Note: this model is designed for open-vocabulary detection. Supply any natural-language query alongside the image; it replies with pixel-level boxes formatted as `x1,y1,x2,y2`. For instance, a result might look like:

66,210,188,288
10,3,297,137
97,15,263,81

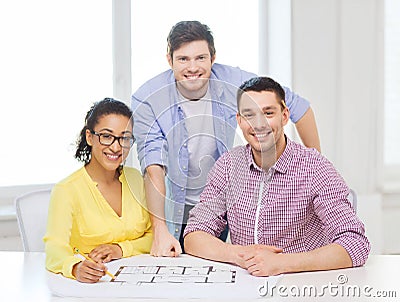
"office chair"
15,189,52,252
348,188,357,213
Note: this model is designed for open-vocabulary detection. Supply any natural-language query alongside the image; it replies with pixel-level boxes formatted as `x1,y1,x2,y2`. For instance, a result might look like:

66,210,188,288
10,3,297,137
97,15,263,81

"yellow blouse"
44,166,152,279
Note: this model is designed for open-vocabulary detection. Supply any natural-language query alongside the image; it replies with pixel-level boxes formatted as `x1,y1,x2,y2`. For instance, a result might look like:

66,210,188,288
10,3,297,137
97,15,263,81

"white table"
274,255,400,301
0,252,399,301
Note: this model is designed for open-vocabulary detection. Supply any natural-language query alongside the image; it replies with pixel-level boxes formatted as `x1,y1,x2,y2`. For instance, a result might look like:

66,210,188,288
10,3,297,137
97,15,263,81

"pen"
73,247,116,280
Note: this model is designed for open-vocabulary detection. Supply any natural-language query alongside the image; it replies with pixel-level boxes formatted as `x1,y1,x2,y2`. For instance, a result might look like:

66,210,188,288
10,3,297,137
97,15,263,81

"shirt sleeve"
184,153,230,238
43,184,82,279
282,86,310,123
311,157,371,267
132,93,168,174
116,216,153,256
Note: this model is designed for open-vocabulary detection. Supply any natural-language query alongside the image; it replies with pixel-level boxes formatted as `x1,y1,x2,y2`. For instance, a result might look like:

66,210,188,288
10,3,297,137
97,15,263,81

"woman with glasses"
44,98,152,283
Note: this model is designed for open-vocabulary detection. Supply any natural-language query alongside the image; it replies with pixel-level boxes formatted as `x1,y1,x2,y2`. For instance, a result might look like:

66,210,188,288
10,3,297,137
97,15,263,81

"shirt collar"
246,135,294,174
209,68,225,98
274,136,294,174
246,144,263,172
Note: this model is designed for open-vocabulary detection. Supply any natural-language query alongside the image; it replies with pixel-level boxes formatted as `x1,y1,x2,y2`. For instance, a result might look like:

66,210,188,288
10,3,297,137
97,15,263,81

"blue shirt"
132,63,310,239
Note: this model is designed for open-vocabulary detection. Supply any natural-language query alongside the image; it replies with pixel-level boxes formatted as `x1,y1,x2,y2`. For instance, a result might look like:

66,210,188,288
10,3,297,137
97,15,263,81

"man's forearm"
184,231,237,264
281,243,352,273
144,165,167,229
144,165,182,256
295,107,321,152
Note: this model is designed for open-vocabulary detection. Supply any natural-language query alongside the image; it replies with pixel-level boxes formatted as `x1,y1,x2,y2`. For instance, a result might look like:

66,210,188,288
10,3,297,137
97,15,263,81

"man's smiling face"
237,90,289,167
168,40,215,100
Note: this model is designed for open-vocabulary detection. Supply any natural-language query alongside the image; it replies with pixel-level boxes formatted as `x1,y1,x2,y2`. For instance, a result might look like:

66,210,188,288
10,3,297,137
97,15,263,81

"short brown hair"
167,21,216,59
237,77,286,111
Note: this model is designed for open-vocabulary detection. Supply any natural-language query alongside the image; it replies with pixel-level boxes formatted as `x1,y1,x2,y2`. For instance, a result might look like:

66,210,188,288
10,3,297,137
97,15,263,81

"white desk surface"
0,251,399,301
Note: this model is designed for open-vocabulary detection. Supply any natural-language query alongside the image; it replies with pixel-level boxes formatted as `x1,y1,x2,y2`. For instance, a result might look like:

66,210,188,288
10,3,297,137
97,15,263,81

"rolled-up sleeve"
117,218,152,257
132,94,168,174
312,157,371,267
282,86,310,123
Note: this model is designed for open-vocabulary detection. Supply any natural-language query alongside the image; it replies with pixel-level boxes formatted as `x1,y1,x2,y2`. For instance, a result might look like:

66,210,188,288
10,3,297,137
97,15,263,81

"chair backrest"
15,189,52,252
348,188,357,213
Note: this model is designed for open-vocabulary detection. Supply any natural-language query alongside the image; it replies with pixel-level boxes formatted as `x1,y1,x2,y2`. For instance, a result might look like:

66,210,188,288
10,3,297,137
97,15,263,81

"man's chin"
183,80,207,88
177,81,209,98
250,142,276,154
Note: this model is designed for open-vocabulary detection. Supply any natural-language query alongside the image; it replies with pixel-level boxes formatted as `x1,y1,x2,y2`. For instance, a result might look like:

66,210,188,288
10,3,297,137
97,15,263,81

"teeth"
255,133,267,138
106,154,119,160
186,75,199,80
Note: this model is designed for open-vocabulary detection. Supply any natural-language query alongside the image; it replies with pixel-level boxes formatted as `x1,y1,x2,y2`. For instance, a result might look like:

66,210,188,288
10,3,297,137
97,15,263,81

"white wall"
290,0,400,254
291,0,383,194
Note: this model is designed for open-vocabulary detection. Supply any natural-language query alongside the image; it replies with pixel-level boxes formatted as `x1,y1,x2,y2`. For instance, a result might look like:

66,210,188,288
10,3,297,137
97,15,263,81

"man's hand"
89,244,123,263
237,244,284,276
144,165,181,257
72,259,106,283
151,224,182,257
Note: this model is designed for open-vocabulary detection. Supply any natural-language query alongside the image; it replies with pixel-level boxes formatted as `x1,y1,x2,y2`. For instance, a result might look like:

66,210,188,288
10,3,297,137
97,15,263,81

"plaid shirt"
184,138,370,267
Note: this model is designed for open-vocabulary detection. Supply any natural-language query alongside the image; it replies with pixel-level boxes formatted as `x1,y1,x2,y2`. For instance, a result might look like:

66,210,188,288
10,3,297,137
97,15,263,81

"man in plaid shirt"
184,77,370,276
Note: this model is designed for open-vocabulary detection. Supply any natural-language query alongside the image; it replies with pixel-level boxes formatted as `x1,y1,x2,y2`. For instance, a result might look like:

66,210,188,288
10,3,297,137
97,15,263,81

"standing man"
184,76,370,275
132,21,320,257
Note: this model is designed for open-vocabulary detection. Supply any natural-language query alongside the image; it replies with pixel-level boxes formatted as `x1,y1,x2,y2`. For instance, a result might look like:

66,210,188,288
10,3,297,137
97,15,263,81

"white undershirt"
180,90,217,205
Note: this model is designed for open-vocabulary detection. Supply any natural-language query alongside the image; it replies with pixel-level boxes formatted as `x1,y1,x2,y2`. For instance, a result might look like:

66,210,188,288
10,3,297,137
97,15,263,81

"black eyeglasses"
90,130,135,148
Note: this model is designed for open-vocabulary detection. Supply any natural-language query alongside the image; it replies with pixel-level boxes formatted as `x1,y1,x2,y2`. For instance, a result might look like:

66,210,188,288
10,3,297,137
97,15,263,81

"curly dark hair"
75,98,132,164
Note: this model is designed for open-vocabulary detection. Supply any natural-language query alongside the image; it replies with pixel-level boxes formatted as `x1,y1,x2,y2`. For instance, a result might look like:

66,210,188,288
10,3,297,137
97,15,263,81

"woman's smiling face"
86,113,133,172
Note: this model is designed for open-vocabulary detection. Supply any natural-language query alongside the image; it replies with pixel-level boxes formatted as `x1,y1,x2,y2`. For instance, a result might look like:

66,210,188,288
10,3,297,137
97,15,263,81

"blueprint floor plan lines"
110,265,237,285
47,254,281,298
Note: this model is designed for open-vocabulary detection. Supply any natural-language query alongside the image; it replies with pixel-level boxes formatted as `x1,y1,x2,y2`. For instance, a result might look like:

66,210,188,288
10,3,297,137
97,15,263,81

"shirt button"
175,228,179,233
183,143,187,147
182,166,187,170
178,209,182,214
181,187,184,191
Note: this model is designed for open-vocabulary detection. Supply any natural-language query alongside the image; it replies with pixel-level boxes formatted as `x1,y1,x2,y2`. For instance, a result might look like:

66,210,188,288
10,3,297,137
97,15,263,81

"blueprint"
111,265,236,284
47,254,281,299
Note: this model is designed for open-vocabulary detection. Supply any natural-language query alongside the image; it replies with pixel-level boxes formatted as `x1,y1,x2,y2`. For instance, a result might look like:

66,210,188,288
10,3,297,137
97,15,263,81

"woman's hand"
89,244,123,263
72,259,106,283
